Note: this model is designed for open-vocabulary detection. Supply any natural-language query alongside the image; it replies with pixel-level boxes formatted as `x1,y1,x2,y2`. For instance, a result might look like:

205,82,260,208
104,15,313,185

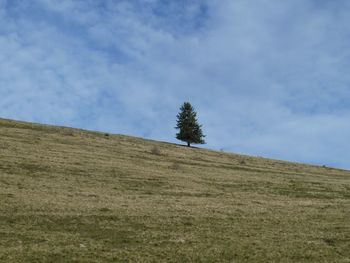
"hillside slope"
0,118,349,262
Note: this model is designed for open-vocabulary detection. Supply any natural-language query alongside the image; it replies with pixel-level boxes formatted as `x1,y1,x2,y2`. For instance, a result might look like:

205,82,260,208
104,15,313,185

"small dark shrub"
323,238,335,246
151,146,161,155
104,133,110,137
240,160,246,165
0,142,9,149
61,129,74,136
170,162,181,170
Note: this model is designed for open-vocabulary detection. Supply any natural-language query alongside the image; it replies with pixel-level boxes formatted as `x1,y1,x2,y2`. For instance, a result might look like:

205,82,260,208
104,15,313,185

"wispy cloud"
1,0,350,168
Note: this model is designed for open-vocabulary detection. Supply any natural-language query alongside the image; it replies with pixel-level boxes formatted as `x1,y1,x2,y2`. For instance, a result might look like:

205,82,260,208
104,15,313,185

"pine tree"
175,102,205,147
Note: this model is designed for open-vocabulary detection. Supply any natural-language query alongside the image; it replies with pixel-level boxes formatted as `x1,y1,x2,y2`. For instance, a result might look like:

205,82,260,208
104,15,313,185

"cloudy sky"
1,0,350,169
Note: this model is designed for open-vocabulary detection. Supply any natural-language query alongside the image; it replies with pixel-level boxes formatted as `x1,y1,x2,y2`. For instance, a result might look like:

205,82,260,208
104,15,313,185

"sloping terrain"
0,118,349,262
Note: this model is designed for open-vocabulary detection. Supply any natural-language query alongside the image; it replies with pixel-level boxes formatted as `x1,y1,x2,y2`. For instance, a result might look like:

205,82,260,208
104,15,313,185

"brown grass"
0,118,349,262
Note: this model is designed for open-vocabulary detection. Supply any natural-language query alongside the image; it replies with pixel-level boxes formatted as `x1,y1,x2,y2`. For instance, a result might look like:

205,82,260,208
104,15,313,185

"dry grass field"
0,118,349,262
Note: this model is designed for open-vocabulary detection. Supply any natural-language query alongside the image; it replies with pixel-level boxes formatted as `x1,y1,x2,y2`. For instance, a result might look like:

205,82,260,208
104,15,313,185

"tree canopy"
175,102,205,147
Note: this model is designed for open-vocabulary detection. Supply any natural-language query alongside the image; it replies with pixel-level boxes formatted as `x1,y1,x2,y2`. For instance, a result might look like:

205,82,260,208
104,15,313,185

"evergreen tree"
175,102,205,147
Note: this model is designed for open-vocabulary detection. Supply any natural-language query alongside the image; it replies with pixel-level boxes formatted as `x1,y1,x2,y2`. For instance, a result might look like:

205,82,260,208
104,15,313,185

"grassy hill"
0,118,349,262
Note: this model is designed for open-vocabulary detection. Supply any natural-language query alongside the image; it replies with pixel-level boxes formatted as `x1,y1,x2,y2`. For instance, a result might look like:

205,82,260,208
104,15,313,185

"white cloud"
1,0,350,168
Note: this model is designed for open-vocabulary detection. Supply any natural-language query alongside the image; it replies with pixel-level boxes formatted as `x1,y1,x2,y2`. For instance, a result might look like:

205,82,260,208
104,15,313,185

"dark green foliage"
175,102,205,147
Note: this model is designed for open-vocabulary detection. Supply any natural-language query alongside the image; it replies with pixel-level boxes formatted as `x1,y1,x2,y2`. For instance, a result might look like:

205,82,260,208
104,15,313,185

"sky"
1,0,350,169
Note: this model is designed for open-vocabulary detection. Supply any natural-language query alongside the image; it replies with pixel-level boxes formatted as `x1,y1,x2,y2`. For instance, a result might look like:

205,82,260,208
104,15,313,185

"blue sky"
1,0,350,169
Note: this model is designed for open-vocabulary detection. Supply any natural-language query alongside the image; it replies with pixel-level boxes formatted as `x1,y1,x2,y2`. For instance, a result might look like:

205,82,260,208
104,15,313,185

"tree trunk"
187,142,191,147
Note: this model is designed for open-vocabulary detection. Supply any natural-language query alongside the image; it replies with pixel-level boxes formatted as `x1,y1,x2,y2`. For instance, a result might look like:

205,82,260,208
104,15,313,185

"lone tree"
175,102,205,147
